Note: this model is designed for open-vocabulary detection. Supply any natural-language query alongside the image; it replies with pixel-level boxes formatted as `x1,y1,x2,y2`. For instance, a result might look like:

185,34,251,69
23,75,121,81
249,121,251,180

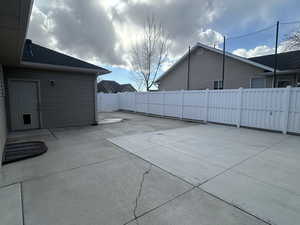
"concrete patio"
0,112,299,225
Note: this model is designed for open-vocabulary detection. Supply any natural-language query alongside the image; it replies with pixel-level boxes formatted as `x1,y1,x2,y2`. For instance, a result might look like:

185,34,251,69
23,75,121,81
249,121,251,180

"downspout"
93,74,98,125
187,46,191,90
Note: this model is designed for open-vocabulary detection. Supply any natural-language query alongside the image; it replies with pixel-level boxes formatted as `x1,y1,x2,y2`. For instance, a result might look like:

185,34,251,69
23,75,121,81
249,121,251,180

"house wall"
4,67,96,129
0,65,7,166
158,47,265,91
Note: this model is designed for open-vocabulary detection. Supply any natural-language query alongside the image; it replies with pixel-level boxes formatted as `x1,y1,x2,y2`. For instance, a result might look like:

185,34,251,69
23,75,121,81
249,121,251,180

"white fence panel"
164,91,182,118
97,87,300,134
288,88,300,133
148,92,164,115
120,92,135,111
241,88,285,131
182,91,206,120
208,90,239,125
97,93,119,112
136,93,148,113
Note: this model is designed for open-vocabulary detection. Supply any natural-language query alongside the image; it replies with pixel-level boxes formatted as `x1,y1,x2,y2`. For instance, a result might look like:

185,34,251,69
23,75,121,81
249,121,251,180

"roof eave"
19,61,111,75
258,68,300,76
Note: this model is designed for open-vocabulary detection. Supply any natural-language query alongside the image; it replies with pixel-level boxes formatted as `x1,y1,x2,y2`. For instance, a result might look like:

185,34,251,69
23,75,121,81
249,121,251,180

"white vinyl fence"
98,87,300,134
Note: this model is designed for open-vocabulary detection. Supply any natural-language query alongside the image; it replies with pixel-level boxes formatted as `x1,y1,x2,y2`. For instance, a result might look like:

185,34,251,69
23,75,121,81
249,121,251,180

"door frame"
7,79,43,130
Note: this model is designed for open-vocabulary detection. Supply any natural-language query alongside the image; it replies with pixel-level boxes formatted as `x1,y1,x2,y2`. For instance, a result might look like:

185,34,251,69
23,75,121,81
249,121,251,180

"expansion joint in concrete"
20,182,25,225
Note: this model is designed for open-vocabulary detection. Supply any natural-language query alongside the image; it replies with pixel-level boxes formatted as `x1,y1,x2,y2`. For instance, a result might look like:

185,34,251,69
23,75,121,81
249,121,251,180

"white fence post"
98,93,102,112
134,92,137,112
204,89,209,123
237,87,243,128
147,92,149,114
282,86,292,134
181,90,184,119
162,92,165,116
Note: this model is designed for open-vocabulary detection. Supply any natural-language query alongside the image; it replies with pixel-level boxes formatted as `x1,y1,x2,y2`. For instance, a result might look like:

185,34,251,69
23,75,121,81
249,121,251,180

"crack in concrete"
133,165,152,225
48,129,58,139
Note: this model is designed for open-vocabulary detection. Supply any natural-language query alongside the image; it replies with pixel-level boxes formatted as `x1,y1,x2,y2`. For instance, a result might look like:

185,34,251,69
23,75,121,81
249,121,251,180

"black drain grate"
2,141,48,165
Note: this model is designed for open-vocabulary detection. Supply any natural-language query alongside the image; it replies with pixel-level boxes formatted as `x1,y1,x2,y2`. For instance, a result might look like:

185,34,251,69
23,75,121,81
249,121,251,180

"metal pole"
222,36,226,89
273,21,280,88
187,46,191,90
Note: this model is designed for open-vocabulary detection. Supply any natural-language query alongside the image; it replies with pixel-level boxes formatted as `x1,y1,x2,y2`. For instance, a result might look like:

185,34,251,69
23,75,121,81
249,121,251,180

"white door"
9,80,40,130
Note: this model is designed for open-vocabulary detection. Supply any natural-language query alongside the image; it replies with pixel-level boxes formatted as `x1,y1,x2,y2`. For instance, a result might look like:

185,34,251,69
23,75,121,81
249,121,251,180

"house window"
251,78,266,88
213,80,223,90
297,75,300,87
277,80,291,88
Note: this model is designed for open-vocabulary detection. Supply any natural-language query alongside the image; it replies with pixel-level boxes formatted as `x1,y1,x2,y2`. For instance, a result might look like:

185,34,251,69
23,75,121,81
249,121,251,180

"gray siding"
159,47,266,90
4,67,96,129
0,65,7,166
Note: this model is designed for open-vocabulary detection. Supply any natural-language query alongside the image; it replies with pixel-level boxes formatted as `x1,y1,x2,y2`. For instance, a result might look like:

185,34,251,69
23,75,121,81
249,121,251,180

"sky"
27,0,300,89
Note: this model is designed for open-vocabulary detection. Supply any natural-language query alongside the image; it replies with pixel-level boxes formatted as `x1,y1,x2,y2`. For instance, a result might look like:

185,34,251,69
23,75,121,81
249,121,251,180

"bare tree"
129,16,170,91
285,31,300,50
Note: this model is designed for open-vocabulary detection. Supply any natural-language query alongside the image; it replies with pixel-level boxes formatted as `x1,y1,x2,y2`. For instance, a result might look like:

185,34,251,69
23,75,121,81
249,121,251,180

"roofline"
19,0,34,64
249,49,300,60
258,68,300,76
156,42,275,82
19,61,111,75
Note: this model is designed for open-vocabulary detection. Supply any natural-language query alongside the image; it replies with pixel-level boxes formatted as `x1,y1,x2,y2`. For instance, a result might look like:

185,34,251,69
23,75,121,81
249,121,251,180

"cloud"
198,29,224,47
113,0,221,57
233,45,275,58
232,40,300,58
27,0,124,66
27,0,300,71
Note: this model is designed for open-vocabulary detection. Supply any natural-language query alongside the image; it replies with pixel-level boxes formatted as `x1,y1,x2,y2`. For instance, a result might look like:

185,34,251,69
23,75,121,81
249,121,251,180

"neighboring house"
120,84,136,92
97,80,136,93
250,51,300,88
0,0,110,165
156,42,300,90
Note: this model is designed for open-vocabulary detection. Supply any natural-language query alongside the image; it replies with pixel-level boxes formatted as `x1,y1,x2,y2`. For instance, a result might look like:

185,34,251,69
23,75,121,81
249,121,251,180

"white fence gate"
98,87,300,134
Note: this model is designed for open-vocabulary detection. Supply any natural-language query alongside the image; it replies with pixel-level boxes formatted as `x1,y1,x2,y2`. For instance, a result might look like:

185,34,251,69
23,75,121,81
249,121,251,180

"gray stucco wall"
158,47,266,90
0,65,7,166
4,67,96,129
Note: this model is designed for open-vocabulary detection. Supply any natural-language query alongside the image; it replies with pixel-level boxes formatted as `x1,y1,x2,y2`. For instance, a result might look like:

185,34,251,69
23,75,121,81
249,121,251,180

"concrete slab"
109,123,300,225
109,125,286,186
0,183,23,225
22,155,191,225
128,188,267,225
232,149,300,195
124,144,225,185
201,171,300,225
0,139,125,187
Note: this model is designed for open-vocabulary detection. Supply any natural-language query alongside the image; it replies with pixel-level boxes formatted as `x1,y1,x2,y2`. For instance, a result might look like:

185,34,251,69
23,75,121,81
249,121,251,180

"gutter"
19,61,111,75
258,69,300,76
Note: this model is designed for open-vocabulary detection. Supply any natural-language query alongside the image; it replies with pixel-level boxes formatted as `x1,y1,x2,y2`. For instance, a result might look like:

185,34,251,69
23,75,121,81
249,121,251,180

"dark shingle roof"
249,50,300,70
97,80,121,93
22,39,110,73
97,80,136,93
120,84,136,92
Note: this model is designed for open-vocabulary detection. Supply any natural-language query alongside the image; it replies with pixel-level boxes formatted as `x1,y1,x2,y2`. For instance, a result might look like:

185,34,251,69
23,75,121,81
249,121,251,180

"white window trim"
250,77,267,88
